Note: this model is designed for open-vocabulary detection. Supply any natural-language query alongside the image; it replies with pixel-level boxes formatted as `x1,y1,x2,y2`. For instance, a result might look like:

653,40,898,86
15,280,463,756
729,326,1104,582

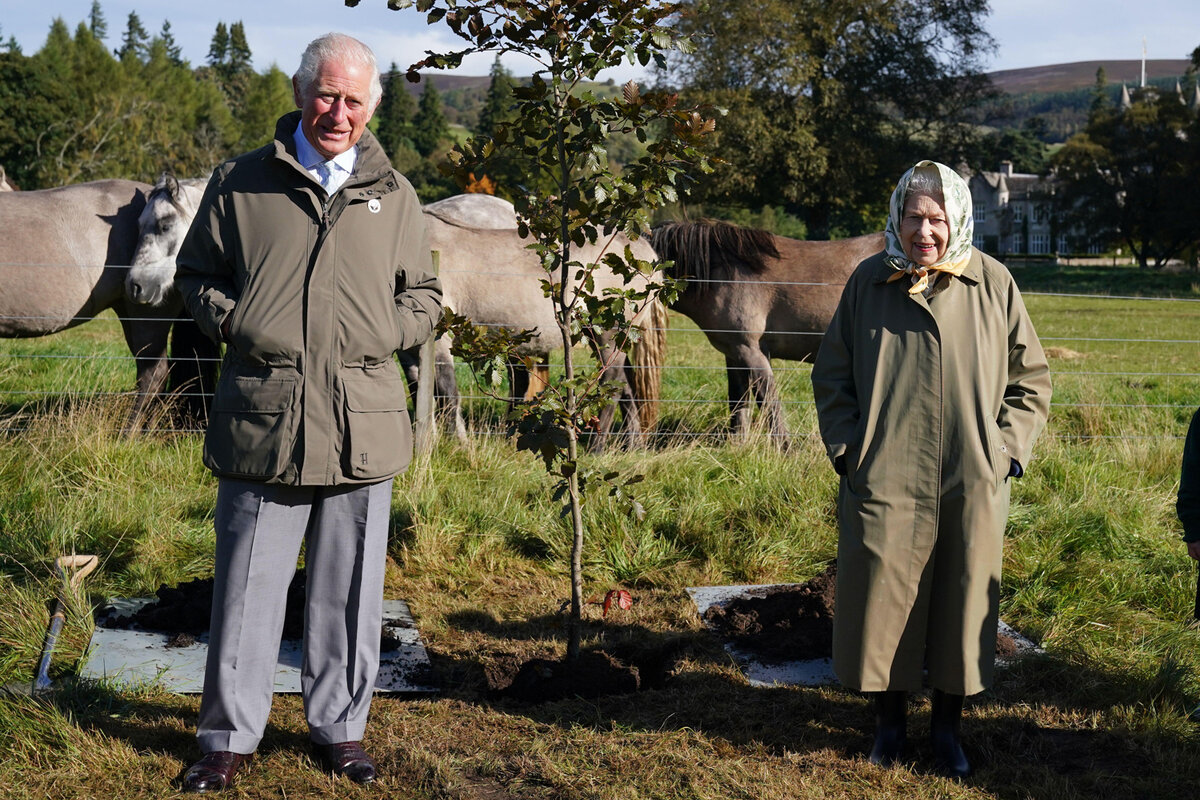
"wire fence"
2,264,1198,442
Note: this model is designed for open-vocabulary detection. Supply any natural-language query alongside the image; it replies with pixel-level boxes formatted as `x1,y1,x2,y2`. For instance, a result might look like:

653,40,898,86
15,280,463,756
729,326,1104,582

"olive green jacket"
811,248,1051,694
176,111,442,485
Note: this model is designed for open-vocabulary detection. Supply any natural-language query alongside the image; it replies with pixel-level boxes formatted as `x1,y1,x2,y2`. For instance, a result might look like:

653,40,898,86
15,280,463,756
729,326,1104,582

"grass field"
1,262,1199,799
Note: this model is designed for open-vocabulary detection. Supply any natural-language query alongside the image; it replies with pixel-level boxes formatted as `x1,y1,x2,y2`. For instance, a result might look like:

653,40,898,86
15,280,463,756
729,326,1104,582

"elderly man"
174,33,441,792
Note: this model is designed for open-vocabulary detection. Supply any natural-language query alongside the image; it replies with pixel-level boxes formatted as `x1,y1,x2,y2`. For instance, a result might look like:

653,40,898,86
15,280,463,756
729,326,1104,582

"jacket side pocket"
342,370,411,480
205,372,299,479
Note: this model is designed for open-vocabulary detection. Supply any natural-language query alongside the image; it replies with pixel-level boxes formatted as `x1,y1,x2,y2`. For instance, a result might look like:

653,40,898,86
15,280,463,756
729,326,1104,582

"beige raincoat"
811,165,1051,695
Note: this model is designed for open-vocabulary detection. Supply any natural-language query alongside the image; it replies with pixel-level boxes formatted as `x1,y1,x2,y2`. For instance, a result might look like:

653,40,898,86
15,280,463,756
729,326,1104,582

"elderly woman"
811,161,1051,777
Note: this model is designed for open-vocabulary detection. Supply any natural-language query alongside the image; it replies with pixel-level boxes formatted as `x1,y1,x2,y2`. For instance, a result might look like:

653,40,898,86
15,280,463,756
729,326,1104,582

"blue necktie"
316,161,335,193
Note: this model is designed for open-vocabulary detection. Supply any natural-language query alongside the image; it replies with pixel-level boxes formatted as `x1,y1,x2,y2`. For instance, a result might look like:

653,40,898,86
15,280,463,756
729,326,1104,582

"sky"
1,0,1196,82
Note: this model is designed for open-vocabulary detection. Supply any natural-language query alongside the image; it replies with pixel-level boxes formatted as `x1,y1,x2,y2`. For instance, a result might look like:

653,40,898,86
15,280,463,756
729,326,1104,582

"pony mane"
650,219,780,296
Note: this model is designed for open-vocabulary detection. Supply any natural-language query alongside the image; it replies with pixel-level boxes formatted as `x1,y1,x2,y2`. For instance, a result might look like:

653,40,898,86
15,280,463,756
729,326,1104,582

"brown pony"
651,219,883,445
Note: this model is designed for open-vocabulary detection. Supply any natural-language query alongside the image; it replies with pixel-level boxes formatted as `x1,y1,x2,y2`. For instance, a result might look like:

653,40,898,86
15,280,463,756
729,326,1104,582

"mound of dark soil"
101,570,317,642
498,650,641,702
703,563,838,663
701,562,1022,663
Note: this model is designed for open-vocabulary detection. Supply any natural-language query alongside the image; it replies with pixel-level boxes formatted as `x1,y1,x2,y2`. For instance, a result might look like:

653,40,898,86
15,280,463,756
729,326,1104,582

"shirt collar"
293,120,358,176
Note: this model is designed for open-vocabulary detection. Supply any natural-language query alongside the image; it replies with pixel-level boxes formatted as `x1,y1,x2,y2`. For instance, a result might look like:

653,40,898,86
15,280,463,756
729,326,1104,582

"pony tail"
630,297,667,431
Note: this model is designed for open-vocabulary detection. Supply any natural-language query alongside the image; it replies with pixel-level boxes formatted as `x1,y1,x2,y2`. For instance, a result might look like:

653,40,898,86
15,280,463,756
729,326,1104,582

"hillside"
978,59,1197,141
987,59,1193,94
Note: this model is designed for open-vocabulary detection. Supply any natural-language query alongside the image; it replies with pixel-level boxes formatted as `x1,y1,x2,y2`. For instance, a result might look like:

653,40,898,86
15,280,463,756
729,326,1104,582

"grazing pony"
0,176,217,428
651,219,883,445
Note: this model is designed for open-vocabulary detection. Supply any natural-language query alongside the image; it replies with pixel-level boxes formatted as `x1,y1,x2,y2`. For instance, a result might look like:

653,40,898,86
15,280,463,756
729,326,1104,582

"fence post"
413,250,439,460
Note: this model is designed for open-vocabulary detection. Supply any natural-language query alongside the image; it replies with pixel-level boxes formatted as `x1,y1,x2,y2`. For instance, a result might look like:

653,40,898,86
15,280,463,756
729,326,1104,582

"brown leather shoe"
180,750,252,793
315,741,377,784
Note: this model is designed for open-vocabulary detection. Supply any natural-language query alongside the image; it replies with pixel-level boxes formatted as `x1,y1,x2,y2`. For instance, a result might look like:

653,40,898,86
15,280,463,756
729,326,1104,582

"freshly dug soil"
703,563,838,663
99,570,407,655
701,562,1023,663
497,649,641,702
99,572,308,640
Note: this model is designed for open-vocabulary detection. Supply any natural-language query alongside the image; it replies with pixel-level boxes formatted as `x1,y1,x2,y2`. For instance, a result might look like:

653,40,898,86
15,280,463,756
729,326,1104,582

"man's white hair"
294,32,383,108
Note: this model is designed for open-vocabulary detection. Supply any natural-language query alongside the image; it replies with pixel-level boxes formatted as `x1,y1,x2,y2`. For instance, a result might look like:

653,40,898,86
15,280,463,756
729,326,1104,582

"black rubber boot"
868,690,907,767
930,689,971,778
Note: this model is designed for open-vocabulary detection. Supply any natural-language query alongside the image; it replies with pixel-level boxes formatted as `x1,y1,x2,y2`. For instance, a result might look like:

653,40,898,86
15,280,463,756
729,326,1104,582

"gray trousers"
196,478,393,755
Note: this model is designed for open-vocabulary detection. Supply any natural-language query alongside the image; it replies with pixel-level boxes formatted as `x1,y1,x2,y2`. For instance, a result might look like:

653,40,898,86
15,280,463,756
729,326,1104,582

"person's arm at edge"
1177,407,1200,560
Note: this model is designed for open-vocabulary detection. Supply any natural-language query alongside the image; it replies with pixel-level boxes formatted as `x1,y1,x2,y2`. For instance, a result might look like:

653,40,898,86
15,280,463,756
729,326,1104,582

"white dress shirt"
293,120,357,195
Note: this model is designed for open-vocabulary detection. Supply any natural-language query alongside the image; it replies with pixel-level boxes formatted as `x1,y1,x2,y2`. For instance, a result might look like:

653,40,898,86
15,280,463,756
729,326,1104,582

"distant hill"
978,60,1196,142
400,73,491,96
986,60,1192,94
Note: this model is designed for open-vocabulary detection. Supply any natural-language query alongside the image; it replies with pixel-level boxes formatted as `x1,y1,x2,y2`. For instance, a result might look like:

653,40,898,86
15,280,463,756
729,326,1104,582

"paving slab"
83,598,437,695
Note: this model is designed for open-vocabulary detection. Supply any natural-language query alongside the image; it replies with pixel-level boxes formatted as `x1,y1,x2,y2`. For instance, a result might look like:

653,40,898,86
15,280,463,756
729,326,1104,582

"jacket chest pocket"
206,373,299,479
342,371,411,480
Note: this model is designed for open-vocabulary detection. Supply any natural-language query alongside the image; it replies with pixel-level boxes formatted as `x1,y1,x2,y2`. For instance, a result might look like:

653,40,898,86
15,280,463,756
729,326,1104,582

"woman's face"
899,192,949,267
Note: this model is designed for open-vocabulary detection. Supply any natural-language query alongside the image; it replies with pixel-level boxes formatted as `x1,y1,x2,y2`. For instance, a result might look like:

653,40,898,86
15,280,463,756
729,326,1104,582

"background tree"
159,20,183,66
206,22,229,68
0,48,66,187
660,0,995,237
969,117,1051,175
232,66,295,152
116,11,149,63
374,62,417,159
476,55,517,136
227,22,252,75
1090,66,1110,120
1051,86,1200,268
411,79,450,157
87,0,107,42
471,54,528,197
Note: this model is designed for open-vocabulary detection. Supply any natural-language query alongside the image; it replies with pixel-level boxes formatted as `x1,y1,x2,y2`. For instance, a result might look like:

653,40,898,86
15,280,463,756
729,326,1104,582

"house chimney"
1000,160,1014,177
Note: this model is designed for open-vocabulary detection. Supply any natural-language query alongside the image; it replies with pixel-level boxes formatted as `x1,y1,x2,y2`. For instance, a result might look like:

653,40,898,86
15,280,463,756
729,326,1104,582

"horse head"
125,171,205,306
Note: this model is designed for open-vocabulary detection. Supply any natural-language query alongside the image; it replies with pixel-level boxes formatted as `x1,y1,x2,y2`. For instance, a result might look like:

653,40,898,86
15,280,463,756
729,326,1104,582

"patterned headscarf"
884,160,974,294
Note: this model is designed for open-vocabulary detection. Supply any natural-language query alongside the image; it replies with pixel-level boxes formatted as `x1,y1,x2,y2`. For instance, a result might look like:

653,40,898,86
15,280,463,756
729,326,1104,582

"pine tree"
476,55,516,136
228,22,252,73
160,20,183,66
117,11,149,63
1089,67,1109,121
473,55,527,197
375,62,417,159
37,18,74,83
411,79,449,157
88,1,107,42
207,22,229,67
235,66,294,151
